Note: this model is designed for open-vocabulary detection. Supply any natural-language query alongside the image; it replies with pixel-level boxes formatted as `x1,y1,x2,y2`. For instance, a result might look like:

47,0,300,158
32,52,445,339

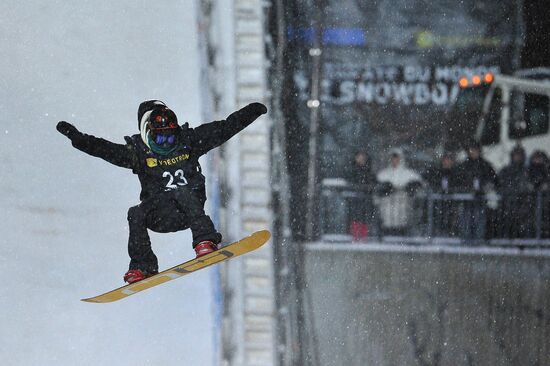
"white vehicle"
475,68,550,170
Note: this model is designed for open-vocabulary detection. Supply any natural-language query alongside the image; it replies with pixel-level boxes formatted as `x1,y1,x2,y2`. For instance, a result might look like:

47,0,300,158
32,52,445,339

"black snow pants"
127,187,222,273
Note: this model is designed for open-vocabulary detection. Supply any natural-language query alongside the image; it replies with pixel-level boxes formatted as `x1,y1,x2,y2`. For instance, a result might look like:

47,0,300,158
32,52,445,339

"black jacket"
345,160,376,192
68,103,266,201
423,166,460,193
498,163,530,194
455,157,497,194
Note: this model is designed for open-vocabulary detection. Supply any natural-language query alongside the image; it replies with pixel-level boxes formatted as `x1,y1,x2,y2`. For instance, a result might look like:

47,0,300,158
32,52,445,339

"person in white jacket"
376,148,423,235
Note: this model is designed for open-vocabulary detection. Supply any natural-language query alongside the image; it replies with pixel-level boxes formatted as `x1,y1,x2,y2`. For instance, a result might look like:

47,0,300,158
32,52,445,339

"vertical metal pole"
271,0,297,364
427,193,434,241
301,3,325,365
304,4,323,241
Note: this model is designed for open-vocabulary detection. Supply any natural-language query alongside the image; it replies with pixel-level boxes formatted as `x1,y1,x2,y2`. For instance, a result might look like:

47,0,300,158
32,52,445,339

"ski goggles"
150,128,177,145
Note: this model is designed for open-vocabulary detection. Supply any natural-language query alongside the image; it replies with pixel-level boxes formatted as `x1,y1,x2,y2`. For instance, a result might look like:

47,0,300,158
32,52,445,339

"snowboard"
81,230,271,303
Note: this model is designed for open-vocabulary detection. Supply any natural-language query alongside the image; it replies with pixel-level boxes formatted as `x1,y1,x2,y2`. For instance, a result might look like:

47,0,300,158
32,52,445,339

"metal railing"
319,179,550,246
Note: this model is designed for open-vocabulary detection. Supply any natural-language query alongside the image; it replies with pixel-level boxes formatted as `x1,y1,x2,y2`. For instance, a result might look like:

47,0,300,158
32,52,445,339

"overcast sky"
0,1,217,365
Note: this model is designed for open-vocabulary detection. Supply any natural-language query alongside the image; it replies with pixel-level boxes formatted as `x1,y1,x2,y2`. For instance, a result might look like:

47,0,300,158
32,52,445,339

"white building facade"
197,1,276,365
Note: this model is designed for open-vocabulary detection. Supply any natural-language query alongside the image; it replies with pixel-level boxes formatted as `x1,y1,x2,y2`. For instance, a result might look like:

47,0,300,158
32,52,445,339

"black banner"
284,0,523,174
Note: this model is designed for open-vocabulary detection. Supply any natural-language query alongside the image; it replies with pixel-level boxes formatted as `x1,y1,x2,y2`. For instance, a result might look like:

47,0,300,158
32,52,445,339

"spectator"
528,150,549,191
528,150,550,239
423,152,460,236
498,145,531,238
345,151,376,241
423,152,459,193
376,148,422,236
455,140,497,244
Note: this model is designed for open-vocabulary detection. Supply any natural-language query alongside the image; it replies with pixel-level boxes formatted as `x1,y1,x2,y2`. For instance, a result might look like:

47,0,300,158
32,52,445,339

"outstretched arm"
56,121,137,170
192,102,267,156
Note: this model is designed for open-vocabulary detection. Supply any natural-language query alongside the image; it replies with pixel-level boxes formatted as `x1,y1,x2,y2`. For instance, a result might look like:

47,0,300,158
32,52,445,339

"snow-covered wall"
0,2,215,365
305,243,550,365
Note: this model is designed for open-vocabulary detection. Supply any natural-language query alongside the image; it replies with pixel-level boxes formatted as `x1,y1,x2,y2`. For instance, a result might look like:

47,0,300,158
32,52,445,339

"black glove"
56,121,80,140
406,181,422,196
377,182,394,196
227,102,268,128
247,102,267,116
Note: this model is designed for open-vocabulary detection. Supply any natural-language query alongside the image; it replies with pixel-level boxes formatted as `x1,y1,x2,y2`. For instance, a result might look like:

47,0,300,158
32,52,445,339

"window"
480,89,502,146
446,86,489,148
510,93,549,139
455,87,487,111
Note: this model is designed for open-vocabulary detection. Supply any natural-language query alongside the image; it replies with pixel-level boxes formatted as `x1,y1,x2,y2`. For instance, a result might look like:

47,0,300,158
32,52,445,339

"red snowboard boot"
194,240,219,258
124,269,156,284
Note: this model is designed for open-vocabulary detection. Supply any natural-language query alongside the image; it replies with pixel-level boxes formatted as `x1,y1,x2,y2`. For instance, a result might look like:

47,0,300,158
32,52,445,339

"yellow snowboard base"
81,230,271,303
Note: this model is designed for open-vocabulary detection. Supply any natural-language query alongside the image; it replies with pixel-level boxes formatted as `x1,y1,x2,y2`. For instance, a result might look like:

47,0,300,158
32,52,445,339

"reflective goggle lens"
154,133,176,145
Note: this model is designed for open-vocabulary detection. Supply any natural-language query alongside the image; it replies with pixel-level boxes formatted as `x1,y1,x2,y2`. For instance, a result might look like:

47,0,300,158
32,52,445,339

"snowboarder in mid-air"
56,100,267,284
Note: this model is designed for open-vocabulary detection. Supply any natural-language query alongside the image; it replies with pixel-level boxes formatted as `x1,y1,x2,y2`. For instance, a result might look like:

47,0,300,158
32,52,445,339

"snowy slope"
0,1,215,365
